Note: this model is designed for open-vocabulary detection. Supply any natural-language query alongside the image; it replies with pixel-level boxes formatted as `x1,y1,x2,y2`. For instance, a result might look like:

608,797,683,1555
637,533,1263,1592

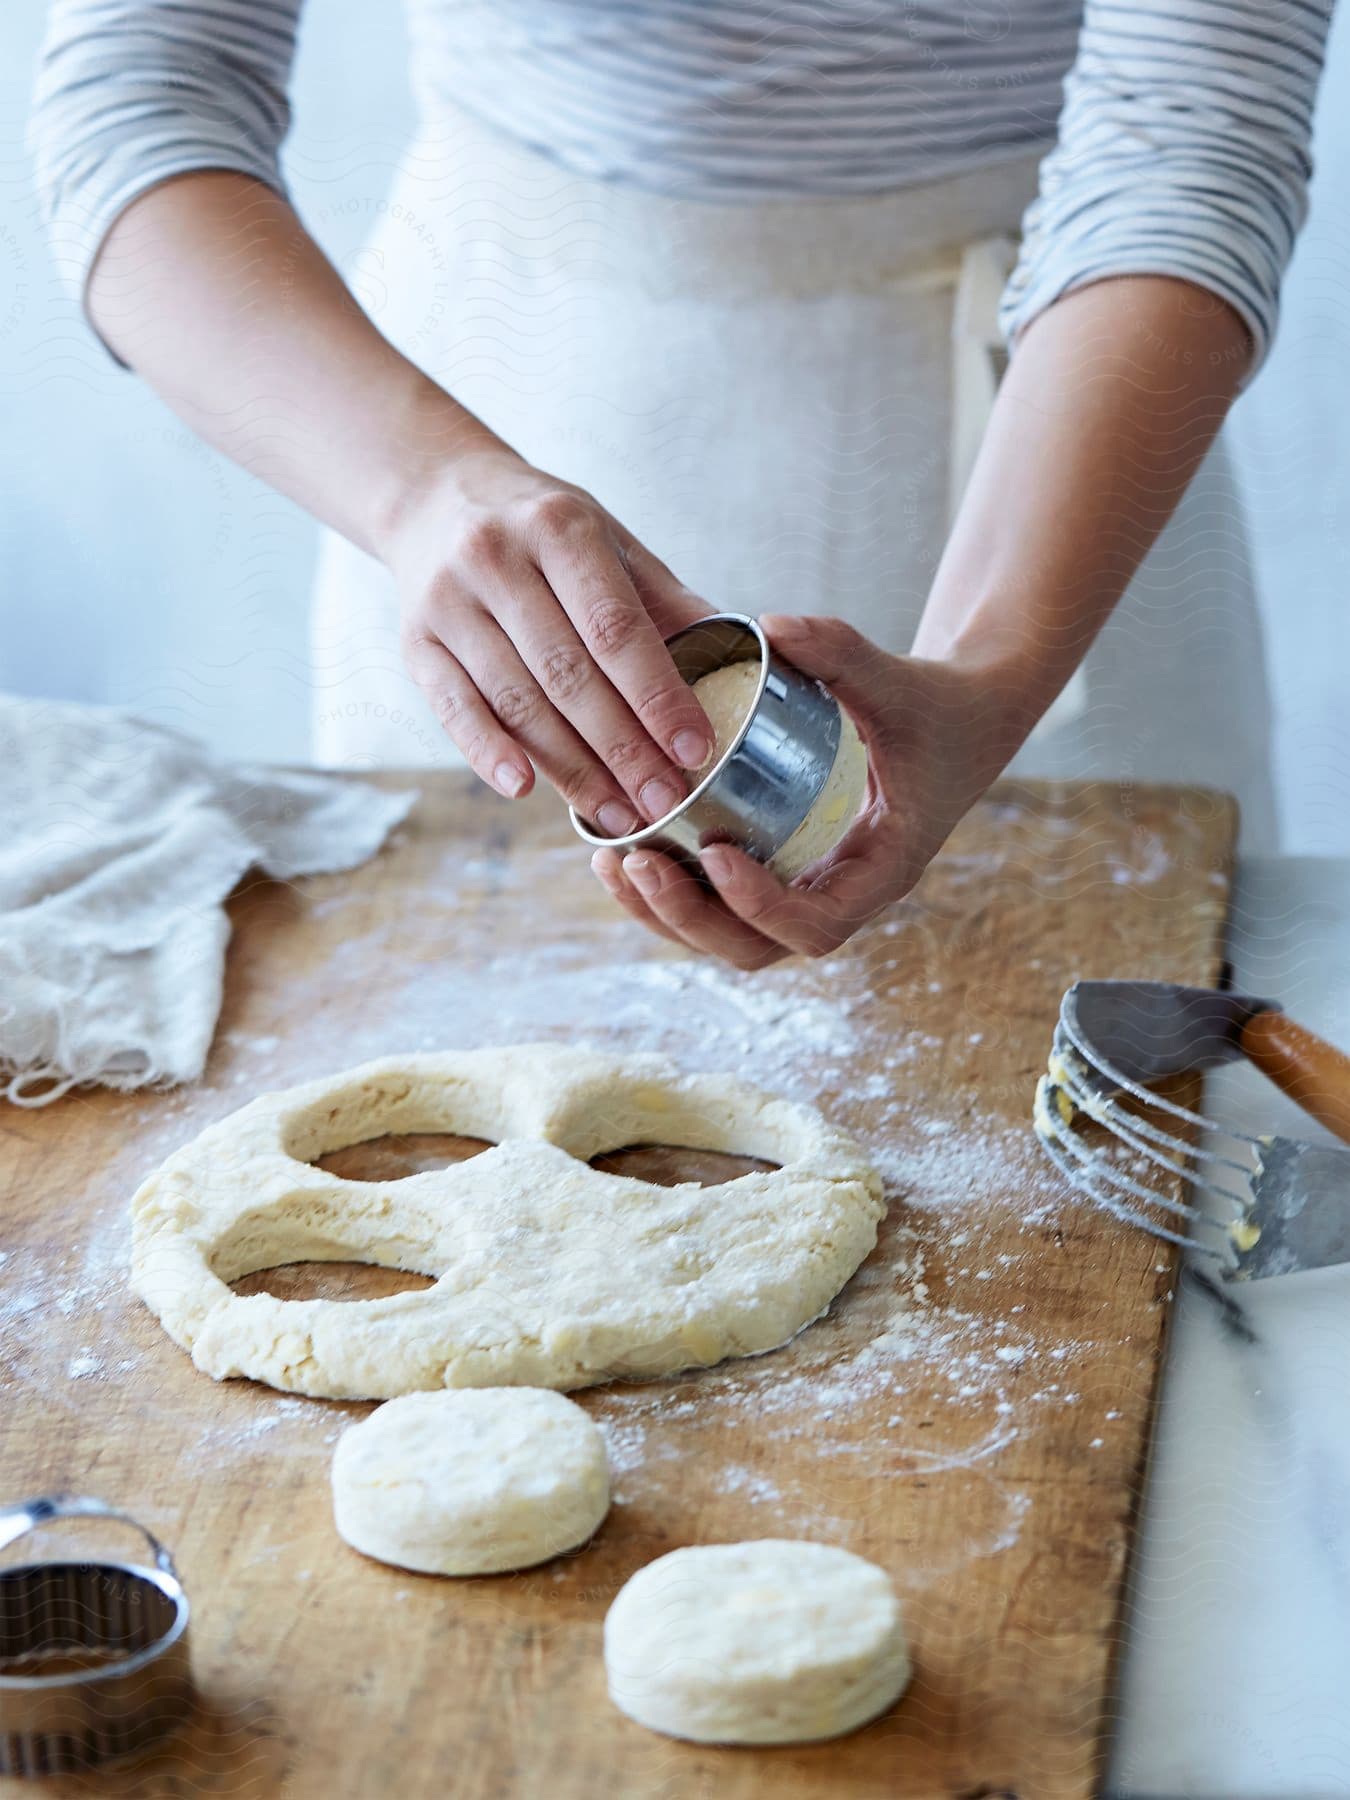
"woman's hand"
383,446,716,832
589,613,1015,968
82,174,718,828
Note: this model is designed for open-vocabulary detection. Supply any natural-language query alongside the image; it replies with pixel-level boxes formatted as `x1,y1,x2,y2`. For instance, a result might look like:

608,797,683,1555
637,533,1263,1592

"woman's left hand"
589,613,1015,968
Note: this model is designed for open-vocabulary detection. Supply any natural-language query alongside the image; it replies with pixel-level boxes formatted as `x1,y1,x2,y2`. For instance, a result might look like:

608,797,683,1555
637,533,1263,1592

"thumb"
760,613,891,722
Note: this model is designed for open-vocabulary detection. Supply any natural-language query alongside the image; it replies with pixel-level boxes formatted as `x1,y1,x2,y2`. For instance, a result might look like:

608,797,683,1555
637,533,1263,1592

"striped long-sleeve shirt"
27,1,1336,374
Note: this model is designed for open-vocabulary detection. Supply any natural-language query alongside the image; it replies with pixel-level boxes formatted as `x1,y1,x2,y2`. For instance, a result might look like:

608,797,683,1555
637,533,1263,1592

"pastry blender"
1034,981,1350,1278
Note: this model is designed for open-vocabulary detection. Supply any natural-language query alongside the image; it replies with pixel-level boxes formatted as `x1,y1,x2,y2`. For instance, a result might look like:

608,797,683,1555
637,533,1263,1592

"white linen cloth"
310,104,1278,848
0,696,414,1105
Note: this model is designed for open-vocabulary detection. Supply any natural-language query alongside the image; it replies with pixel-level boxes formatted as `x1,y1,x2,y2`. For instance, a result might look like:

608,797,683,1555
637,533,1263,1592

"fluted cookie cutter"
0,1494,193,1775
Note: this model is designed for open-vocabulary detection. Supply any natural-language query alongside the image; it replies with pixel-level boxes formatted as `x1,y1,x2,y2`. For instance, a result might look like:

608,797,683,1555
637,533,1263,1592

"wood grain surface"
0,775,1236,1799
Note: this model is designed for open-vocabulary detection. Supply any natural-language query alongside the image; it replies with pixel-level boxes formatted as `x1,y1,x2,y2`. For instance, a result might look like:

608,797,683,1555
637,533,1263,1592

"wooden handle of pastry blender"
1239,1010,1350,1145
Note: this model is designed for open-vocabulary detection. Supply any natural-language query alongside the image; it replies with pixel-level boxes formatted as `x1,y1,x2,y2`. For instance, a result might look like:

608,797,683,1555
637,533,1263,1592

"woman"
30,2,1332,967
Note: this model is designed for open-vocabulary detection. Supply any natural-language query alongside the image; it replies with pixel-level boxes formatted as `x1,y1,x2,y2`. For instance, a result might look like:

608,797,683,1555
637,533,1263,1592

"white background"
1,0,1347,853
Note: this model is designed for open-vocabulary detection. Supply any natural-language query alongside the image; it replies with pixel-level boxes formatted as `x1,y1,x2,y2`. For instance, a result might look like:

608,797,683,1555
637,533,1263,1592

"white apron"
310,102,1277,850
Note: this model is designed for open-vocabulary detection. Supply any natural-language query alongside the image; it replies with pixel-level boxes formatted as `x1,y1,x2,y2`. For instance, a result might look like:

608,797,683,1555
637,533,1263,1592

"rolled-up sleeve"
28,0,303,303
999,0,1336,378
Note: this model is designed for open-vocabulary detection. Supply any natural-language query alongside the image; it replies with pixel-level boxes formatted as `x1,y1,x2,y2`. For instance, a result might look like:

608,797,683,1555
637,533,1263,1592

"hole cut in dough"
588,1144,779,1188
231,1263,436,1305
313,1132,495,1182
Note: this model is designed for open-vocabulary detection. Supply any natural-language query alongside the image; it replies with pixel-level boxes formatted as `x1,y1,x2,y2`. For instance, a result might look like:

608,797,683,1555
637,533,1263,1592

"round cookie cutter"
569,612,851,871
0,1495,193,1775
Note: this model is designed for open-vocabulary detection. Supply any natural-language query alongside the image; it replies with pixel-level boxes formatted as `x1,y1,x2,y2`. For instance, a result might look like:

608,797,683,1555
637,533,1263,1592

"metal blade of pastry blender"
1230,1138,1350,1280
1061,980,1278,1082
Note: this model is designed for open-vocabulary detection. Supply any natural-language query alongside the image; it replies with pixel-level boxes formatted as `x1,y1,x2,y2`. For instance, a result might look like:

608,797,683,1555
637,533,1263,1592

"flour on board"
7,831,1132,1581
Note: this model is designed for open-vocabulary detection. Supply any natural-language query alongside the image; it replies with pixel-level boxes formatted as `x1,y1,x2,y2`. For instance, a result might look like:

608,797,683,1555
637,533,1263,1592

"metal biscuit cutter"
0,1495,193,1776
569,611,864,877
1034,981,1350,1278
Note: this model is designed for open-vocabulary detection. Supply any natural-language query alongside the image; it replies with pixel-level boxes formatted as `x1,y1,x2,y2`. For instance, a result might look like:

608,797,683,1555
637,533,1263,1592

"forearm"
85,168,719,826
913,275,1252,760
86,171,495,556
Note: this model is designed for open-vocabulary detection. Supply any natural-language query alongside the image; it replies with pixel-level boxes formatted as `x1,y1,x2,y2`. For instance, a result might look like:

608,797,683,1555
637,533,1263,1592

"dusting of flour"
2,829,1123,1576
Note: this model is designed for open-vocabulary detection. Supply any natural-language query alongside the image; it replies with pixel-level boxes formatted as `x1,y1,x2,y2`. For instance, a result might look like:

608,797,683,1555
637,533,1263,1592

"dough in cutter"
332,1388,609,1575
604,1539,911,1743
689,661,868,881
689,660,763,769
772,706,868,881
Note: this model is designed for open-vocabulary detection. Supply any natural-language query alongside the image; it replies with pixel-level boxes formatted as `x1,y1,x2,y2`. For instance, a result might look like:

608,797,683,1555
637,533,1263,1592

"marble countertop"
1108,857,1350,1798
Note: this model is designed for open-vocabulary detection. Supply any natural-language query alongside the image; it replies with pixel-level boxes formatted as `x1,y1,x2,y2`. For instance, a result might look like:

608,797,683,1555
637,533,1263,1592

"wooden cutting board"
0,775,1235,1799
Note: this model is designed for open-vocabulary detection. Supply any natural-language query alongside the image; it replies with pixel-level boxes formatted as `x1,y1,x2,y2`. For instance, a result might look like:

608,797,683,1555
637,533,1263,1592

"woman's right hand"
80,171,713,827
382,444,715,833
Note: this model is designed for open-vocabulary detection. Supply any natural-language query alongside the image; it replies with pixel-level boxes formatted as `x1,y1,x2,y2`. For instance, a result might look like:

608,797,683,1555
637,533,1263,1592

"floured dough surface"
332,1388,609,1574
604,1539,911,1743
689,661,868,881
130,1045,883,1399
690,660,761,769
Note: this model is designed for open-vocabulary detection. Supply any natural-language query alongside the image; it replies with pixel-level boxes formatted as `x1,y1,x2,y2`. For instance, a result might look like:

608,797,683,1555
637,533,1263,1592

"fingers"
590,833,896,966
489,561,693,825
447,611,645,835
529,495,714,771
698,839,888,959
793,832,903,927
613,848,788,969
400,628,533,798
588,849,686,947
